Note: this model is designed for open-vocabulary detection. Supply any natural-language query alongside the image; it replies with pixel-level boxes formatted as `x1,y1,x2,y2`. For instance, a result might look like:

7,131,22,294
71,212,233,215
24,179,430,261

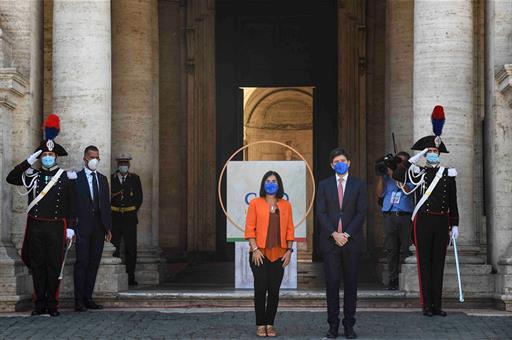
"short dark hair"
259,170,285,199
329,147,350,163
396,151,410,160
84,145,99,156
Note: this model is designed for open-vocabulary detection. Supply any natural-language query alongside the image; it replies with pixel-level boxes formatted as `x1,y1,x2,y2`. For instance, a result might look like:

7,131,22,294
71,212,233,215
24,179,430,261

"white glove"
409,148,429,165
450,226,459,240
66,229,75,240
27,150,42,165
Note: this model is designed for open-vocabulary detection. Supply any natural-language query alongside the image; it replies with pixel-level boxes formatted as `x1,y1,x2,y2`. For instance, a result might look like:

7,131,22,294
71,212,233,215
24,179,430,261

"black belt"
383,211,412,216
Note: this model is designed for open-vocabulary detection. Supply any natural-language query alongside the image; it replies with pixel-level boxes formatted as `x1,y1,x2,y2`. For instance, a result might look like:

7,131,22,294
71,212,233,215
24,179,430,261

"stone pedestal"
496,254,512,311
235,242,297,289
400,246,494,301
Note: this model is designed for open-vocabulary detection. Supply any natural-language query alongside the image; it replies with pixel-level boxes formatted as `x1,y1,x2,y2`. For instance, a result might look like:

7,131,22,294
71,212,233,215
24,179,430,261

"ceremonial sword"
58,239,74,280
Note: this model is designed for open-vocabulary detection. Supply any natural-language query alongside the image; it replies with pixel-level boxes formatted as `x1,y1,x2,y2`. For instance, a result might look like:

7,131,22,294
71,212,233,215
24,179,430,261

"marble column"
401,0,493,299
53,0,127,294
0,30,32,311
0,0,43,251
486,0,512,311
413,0,476,248
112,0,163,284
384,0,413,153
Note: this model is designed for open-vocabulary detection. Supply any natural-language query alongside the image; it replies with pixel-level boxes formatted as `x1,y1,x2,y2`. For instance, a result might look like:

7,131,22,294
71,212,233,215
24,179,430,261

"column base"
400,246,494,300
134,246,166,285
495,254,512,311
59,243,128,297
0,242,32,312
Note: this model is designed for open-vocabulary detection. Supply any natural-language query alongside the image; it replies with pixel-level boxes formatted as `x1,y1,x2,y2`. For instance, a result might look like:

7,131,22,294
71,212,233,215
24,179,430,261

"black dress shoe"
74,304,87,312
343,325,358,339
326,324,339,338
85,301,103,309
31,309,45,316
128,279,138,286
48,309,60,317
433,308,447,317
422,307,434,317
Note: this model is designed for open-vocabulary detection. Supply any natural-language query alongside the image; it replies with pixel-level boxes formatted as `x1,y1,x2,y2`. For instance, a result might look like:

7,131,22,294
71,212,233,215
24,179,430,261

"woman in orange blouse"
245,170,295,337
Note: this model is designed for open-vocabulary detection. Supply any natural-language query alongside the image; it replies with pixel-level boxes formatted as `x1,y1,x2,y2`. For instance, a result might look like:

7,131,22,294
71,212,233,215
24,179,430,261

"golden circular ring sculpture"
217,140,316,233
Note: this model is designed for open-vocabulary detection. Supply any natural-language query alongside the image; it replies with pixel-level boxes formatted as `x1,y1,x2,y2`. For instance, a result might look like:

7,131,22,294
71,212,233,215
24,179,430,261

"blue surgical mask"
425,152,440,164
264,182,279,195
334,162,349,175
41,155,56,169
118,165,129,174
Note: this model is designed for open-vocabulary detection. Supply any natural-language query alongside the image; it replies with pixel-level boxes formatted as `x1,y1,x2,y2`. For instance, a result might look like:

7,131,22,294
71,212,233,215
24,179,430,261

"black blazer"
316,174,367,251
74,169,112,236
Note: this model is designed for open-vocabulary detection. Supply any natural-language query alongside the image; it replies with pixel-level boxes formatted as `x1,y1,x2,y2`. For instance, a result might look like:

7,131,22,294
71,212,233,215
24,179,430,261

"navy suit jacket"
316,174,367,251
74,169,112,236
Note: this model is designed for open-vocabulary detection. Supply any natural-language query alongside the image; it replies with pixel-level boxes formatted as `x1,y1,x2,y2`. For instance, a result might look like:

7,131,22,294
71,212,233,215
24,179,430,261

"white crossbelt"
27,169,64,213
411,166,445,221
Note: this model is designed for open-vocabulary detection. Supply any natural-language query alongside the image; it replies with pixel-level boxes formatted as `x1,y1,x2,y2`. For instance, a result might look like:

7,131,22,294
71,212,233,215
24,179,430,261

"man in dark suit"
73,145,112,312
316,148,367,339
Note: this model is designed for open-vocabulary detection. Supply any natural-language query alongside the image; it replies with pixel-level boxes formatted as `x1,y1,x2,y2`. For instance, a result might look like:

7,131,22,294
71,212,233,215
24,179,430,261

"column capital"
496,64,512,108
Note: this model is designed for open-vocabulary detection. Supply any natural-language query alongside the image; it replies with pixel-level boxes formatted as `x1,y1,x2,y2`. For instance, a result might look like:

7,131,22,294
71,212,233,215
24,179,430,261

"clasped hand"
332,231,348,247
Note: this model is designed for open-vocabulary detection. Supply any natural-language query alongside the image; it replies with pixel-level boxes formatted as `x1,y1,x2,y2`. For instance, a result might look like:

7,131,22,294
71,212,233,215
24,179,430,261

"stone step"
53,289,497,310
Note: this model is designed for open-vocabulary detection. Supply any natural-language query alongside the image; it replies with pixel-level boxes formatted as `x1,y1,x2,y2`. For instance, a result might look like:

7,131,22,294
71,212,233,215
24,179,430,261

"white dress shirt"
336,172,349,194
84,167,99,200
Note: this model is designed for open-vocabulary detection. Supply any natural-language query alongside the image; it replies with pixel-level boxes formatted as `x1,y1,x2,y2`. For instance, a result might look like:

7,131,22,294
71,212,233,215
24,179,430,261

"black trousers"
383,214,411,282
27,220,65,310
323,241,361,328
74,217,105,304
111,213,137,278
414,213,449,309
250,254,285,326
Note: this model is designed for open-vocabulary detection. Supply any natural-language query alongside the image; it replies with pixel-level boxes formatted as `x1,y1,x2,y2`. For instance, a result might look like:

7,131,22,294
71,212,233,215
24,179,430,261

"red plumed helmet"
44,114,60,129
431,105,445,120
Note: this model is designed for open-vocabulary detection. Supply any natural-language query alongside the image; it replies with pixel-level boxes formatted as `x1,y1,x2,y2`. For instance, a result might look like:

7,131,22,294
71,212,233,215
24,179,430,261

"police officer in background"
111,153,143,286
375,151,414,290
6,114,75,317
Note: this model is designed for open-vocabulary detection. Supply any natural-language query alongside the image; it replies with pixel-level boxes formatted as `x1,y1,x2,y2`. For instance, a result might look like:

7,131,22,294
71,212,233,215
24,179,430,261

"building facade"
0,0,511,311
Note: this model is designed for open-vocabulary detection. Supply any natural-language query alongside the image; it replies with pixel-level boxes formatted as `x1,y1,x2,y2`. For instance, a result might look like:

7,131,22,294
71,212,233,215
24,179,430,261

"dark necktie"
92,172,100,211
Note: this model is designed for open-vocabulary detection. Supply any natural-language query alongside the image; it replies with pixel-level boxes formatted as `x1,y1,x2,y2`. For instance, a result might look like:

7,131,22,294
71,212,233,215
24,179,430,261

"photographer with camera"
375,151,413,290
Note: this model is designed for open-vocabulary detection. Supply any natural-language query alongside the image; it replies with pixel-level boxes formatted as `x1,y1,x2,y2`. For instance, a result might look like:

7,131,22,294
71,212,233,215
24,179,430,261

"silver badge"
434,136,441,148
46,139,55,152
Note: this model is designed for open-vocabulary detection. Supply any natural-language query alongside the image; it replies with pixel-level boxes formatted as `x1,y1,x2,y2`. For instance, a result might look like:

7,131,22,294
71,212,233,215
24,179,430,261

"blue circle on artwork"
245,192,257,205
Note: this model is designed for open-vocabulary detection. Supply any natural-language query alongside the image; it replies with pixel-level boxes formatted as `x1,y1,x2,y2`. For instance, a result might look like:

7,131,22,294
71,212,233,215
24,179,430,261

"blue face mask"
334,162,349,175
41,155,56,169
425,152,440,164
264,182,279,195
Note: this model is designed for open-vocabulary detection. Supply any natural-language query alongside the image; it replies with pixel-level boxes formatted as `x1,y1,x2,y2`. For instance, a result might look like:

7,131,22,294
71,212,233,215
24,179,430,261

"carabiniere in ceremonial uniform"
111,153,143,285
6,114,76,317
404,105,459,317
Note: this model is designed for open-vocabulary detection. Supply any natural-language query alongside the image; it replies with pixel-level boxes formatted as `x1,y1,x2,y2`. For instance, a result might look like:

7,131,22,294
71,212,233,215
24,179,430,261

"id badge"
390,191,401,205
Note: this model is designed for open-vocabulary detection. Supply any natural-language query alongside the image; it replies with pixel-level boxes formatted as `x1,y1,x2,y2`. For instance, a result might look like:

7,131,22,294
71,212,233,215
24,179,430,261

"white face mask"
87,158,99,171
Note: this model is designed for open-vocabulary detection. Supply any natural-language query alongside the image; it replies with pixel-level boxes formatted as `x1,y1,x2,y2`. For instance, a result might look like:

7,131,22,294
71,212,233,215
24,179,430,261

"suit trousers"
74,214,105,304
383,214,411,282
250,254,285,326
323,241,361,328
28,219,65,310
111,212,137,278
414,213,449,309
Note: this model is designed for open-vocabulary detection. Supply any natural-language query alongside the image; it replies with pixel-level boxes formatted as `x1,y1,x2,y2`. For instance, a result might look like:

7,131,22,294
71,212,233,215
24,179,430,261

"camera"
375,154,400,176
